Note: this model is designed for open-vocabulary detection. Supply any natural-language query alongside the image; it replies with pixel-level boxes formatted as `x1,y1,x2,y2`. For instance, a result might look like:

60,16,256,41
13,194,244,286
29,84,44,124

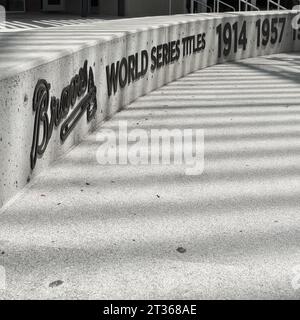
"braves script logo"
30,61,97,170
292,5,300,30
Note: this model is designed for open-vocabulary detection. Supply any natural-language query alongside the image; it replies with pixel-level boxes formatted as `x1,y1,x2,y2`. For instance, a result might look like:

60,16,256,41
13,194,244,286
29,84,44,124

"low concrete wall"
1,11,300,209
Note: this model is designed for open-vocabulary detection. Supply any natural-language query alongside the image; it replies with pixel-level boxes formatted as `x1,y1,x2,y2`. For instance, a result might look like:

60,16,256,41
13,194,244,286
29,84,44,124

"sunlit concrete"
0,53,300,299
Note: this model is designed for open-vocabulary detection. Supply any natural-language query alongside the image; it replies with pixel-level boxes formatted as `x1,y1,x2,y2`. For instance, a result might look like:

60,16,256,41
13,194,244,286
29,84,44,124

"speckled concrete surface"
1,53,300,299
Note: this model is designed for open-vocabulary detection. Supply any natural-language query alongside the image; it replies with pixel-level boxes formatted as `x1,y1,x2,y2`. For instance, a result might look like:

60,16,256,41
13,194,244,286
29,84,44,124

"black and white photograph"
0,0,300,310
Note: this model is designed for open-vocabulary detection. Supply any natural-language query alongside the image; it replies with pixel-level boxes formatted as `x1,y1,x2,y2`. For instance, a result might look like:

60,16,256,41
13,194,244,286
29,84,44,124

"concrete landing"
1,53,300,299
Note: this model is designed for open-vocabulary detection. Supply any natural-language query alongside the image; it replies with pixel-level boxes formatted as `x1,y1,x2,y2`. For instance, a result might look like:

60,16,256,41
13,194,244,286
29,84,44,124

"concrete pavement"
1,53,300,299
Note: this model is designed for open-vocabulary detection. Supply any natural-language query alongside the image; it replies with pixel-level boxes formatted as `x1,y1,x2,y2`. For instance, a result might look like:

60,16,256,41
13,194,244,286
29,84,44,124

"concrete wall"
1,11,300,209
